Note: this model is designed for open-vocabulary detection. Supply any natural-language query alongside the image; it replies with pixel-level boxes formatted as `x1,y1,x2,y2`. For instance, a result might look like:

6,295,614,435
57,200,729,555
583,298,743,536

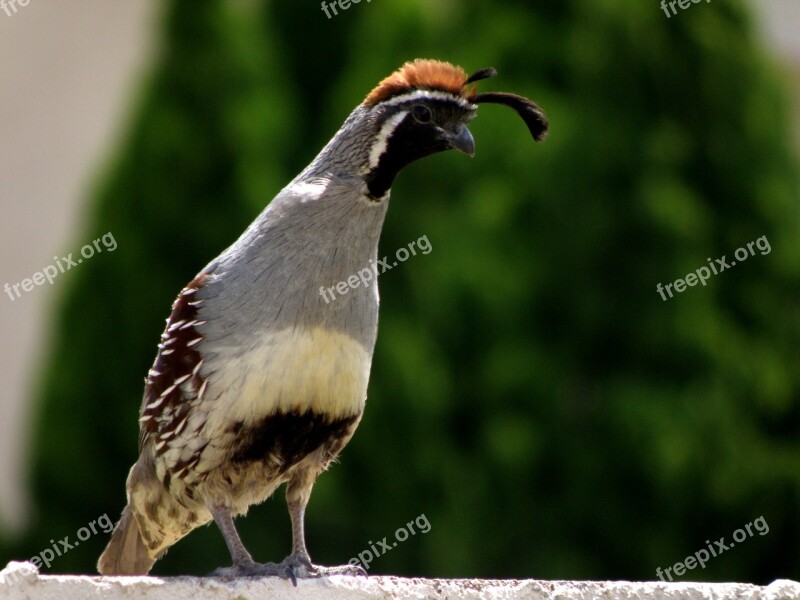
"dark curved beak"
443,125,475,157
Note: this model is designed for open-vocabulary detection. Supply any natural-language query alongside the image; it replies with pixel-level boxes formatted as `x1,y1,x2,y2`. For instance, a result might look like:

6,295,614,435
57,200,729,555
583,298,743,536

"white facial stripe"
368,110,408,170
379,89,473,110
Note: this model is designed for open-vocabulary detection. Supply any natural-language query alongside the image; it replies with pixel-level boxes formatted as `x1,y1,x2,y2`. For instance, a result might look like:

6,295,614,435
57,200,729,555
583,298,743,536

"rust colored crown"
364,59,470,106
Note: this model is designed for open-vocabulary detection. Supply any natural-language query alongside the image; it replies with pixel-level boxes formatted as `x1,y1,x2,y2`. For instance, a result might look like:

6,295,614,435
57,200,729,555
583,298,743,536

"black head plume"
465,67,497,84
465,66,548,142
469,91,549,142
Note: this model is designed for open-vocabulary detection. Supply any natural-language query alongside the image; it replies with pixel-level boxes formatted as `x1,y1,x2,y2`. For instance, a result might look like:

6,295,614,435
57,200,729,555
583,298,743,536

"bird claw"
210,554,367,584
277,553,368,586
282,564,297,587
209,560,282,578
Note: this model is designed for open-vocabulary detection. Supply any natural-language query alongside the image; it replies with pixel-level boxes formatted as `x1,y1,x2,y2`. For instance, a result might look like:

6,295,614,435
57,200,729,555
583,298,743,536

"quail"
97,58,548,581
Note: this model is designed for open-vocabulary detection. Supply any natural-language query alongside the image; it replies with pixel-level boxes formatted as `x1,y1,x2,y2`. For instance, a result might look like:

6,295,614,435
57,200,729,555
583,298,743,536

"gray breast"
196,176,390,353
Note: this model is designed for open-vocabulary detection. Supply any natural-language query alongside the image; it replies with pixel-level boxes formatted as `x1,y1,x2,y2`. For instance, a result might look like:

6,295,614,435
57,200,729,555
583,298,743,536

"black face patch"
230,410,360,474
365,98,475,199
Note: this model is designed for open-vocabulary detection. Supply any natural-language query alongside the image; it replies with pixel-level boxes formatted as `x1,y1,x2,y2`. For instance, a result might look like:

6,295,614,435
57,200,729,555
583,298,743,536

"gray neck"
295,106,381,182
197,164,390,352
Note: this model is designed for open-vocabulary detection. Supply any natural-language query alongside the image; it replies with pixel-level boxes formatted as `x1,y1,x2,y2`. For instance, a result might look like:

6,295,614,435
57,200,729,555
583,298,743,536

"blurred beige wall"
0,0,797,538
754,0,800,149
0,0,158,536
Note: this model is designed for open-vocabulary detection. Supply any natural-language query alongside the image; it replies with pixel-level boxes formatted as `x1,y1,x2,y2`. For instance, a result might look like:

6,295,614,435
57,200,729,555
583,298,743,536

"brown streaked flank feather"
139,273,209,466
364,59,469,106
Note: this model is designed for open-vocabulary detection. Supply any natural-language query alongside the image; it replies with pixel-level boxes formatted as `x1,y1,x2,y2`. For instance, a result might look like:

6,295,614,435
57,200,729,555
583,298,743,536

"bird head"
357,59,549,199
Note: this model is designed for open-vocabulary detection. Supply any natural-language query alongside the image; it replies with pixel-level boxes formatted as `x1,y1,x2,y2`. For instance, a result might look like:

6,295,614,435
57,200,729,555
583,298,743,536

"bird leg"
275,472,367,586
209,505,284,577
209,481,365,583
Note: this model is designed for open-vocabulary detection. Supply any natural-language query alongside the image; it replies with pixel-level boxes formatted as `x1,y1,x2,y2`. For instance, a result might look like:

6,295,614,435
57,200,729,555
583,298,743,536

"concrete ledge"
2,561,799,600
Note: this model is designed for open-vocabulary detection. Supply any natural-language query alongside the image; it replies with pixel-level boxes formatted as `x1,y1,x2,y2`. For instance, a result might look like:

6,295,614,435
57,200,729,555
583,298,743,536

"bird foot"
209,554,367,585
209,559,283,578
276,552,368,586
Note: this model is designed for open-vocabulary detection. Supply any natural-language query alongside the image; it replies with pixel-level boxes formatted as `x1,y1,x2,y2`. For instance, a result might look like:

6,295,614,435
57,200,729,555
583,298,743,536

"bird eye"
411,105,432,124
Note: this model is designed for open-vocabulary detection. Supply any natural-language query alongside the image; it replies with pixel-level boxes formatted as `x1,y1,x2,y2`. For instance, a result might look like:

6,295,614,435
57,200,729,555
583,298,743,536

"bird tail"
97,505,155,575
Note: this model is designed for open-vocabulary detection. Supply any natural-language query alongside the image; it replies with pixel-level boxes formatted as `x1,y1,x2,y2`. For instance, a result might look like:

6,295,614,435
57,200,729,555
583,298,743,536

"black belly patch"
230,410,360,473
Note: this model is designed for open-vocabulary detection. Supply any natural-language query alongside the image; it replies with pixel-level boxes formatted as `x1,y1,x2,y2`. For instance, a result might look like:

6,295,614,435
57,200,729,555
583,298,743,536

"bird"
97,58,548,582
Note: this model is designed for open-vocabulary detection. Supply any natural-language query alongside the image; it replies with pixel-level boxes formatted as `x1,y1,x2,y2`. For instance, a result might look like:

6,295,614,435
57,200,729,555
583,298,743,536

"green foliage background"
3,0,799,583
